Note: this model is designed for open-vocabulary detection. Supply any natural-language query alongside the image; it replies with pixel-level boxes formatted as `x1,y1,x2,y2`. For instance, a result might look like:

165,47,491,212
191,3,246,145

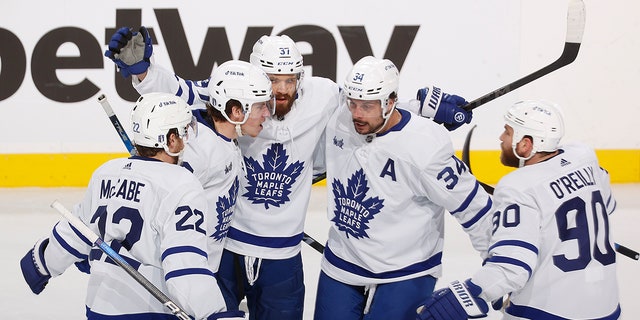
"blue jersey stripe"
489,239,538,255
165,268,215,281
161,246,208,261
87,306,177,319
53,224,88,260
487,255,533,279
449,181,480,214
461,196,492,229
324,245,442,279
227,227,303,248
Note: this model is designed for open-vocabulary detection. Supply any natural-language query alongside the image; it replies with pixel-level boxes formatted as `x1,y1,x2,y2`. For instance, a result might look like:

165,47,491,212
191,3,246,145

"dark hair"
134,128,179,157
206,99,242,123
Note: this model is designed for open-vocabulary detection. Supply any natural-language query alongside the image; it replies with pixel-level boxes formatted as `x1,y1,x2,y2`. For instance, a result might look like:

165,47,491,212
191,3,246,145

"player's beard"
500,145,520,168
274,93,295,119
352,116,384,135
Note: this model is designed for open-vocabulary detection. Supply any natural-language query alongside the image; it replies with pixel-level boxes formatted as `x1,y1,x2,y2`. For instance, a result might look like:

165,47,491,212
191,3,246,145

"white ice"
2,185,638,319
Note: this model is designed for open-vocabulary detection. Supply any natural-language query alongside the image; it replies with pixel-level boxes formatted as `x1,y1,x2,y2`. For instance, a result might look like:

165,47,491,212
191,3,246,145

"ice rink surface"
2,184,639,319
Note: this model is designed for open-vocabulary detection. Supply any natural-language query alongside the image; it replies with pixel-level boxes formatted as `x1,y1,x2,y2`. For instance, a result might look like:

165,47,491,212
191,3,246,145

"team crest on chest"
243,143,303,209
331,169,384,239
212,177,239,241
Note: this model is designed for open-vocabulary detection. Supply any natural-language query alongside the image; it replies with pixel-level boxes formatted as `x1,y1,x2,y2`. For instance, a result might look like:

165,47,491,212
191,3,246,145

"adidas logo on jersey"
560,158,571,167
123,162,132,170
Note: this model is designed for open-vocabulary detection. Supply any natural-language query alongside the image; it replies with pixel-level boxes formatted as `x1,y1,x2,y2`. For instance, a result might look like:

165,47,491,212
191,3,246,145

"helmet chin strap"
370,100,396,135
235,124,244,137
512,145,535,168
163,145,184,165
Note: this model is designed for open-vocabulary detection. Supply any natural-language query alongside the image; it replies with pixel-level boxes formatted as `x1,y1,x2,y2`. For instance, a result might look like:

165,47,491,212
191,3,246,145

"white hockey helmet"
249,35,304,76
208,60,273,125
130,92,196,151
343,56,399,118
504,100,565,158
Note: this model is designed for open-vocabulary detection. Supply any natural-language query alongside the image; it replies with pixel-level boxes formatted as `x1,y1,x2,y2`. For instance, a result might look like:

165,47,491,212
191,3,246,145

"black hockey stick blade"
460,125,495,194
462,125,478,174
463,0,586,111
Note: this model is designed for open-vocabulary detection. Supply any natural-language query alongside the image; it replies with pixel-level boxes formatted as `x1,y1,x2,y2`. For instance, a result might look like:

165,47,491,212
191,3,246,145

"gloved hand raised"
104,26,153,78
20,238,52,294
417,85,472,131
416,279,488,320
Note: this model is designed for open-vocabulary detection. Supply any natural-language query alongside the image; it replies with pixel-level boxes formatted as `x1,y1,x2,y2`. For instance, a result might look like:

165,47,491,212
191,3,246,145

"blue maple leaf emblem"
331,169,384,239
212,177,239,241
243,143,304,209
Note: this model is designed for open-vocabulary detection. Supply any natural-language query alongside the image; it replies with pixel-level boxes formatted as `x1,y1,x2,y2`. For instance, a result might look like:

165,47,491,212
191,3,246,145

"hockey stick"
97,93,326,254
98,94,136,156
462,125,495,194
50,200,191,319
302,172,328,254
461,127,639,261
463,0,585,111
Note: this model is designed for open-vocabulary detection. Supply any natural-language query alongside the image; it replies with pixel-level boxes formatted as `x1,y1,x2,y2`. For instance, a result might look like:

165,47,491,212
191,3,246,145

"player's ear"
230,105,245,122
517,136,534,157
166,131,182,153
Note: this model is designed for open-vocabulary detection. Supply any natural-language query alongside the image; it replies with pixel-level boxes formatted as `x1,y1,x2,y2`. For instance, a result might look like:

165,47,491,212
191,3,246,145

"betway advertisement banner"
1,0,638,185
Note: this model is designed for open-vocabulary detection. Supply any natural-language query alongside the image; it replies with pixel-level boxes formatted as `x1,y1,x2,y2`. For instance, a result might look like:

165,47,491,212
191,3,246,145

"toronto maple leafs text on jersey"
320,108,493,286
133,63,342,259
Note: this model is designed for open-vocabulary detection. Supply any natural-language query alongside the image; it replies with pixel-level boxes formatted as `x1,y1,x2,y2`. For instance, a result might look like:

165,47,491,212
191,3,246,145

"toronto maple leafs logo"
243,143,303,209
331,169,384,239
333,136,344,149
211,177,239,241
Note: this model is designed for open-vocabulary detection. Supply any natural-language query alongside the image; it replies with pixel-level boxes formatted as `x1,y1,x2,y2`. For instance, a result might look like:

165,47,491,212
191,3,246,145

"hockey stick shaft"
98,94,136,156
463,0,585,111
50,200,191,319
303,172,328,254
615,243,639,261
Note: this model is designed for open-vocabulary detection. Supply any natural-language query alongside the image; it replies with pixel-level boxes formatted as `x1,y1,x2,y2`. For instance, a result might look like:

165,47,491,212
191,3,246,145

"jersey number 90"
493,190,615,272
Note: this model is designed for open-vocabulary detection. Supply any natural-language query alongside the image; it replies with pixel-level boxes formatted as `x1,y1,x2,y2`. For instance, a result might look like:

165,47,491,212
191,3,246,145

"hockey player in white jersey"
106,29,340,319
313,56,493,320
181,59,274,278
416,100,621,319
104,28,474,320
20,92,244,319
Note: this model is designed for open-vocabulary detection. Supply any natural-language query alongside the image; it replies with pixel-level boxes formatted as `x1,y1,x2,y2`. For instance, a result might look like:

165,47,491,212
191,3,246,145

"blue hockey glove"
206,310,246,320
417,86,472,131
20,238,52,294
104,26,153,78
416,279,488,320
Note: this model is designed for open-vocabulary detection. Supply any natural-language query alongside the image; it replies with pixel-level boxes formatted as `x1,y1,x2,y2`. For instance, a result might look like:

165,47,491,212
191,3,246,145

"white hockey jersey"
133,64,341,259
320,108,493,285
471,143,621,319
183,109,244,272
41,157,228,319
